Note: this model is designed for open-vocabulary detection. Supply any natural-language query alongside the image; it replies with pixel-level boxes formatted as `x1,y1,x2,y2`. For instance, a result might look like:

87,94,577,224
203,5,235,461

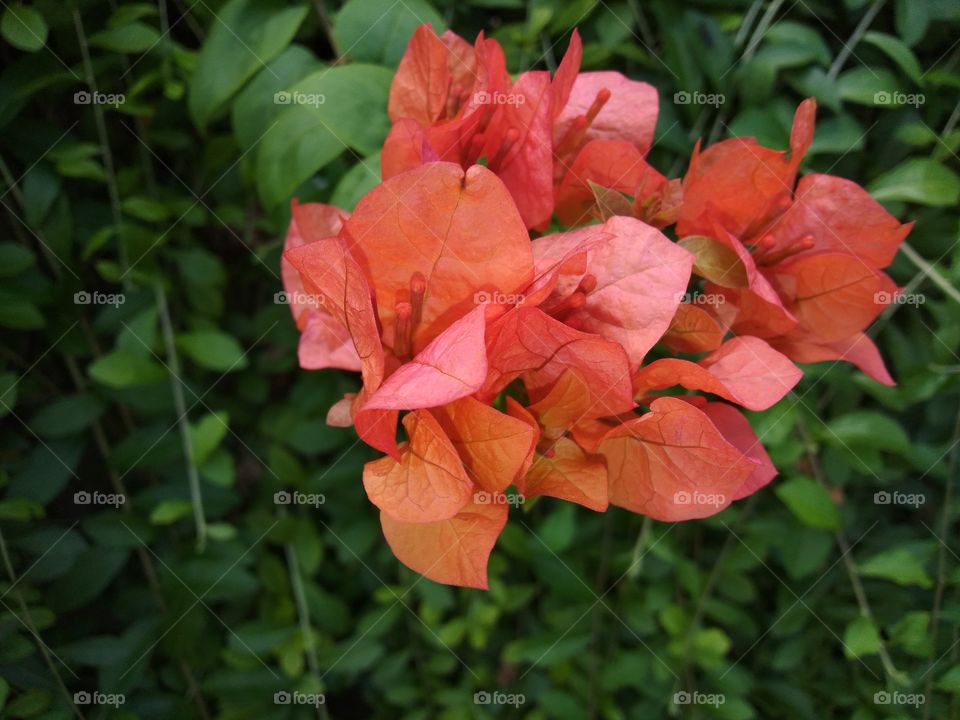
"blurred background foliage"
0,0,959,718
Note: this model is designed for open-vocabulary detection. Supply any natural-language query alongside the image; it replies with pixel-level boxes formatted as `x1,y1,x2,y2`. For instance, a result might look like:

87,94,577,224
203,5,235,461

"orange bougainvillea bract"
281,25,912,589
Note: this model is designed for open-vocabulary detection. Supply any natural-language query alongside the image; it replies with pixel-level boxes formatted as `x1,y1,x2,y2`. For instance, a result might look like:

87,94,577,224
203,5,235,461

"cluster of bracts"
281,26,912,588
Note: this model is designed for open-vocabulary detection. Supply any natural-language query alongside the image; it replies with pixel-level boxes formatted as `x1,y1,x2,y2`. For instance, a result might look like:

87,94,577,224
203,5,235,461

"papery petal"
598,397,757,521
772,331,895,386
701,402,777,500
363,410,473,522
661,303,726,354
789,98,817,168
550,29,581,119
353,388,400,459
526,224,608,308
326,394,355,427
342,162,533,352
504,397,540,481
481,307,635,416
762,173,913,269
555,139,665,227
388,24,451,126
298,311,362,372
364,306,488,410
524,437,608,511
380,496,508,589
555,72,658,154
431,395,536,493
284,227,385,391
634,337,801,412
769,254,897,343
563,216,694,370
382,118,432,180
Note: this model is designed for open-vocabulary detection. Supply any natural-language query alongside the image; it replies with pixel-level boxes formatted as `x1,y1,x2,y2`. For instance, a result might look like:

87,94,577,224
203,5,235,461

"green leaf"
89,350,166,388
0,297,44,329
822,411,911,455
1,5,48,52
89,21,160,53
190,411,230,465
255,64,393,208
895,0,929,46
0,498,44,521
842,616,881,659
937,666,960,694
837,67,903,105
333,0,445,65
775,476,840,530
0,243,35,276
30,395,104,438
868,158,960,207
330,152,381,210
178,330,249,372
859,547,933,588
188,0,309,127
863,31,923,84
150,499,195,525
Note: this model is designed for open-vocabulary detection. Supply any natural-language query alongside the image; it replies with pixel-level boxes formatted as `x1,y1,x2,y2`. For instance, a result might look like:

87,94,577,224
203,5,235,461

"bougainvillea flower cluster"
281,26,912,589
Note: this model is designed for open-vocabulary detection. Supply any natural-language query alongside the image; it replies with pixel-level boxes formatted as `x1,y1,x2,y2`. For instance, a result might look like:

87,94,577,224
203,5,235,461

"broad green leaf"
0,297,44,329
0,498,44,521
150,499,195,524
822,411,910,455
330,152,381,210
333,0,445,66
775,476,840,530
859,547,933,588
837,67,903,105
190,411,230,465
30,394,104,438
937,666,960,693
254,64,392,208
1,5,48,52
842,616,881,659
895,0,929,46
89,21,160,53
188,0,309,127
0,243,35,276
863,31,923,84
89,350,166,388
178,330,249,372
868,158,960,207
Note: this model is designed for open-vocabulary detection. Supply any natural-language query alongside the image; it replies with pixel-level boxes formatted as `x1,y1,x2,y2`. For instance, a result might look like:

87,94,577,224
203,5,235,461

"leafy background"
0,0,959,718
